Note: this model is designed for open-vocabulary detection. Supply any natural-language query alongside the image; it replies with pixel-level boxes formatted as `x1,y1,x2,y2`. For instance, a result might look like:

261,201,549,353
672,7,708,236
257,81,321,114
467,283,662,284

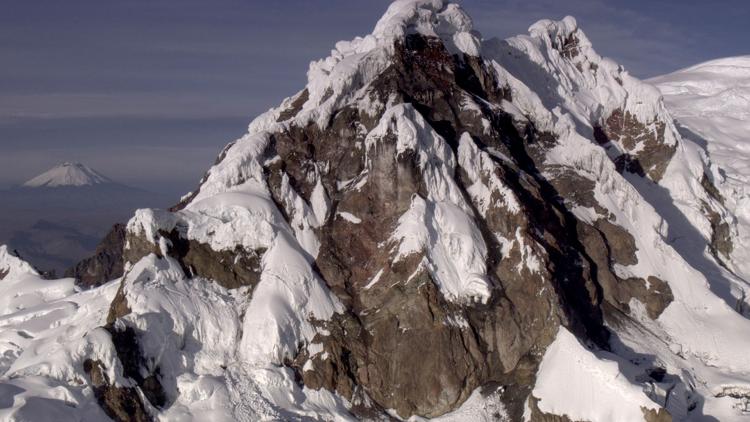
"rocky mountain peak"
116,3,706,418
372,0,480,55
3,2,750,421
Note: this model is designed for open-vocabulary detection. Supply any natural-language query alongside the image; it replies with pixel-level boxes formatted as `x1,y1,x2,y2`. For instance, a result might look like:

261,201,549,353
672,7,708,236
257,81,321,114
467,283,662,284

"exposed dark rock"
594,219,638,266
277,89,310,122
122,230,160,266
83,359,153,422
123,229,265,290
711,219,734,261
596,109,677,181
84,324,169,421
104,324,167,409
106,281,131,325
546,166,608,217
0,268,8,280
641,276,674,319
158,230,265,290
554,32,581,60
576,221,672,320
701,173,725,205
65,223,126,288
700,173,733,265
705,205,733,264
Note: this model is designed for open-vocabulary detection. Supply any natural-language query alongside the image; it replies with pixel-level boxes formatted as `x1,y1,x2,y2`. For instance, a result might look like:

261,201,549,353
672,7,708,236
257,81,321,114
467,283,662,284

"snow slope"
0,245,115,421
650,57,750,284
531,327,660,422
22,162,112,188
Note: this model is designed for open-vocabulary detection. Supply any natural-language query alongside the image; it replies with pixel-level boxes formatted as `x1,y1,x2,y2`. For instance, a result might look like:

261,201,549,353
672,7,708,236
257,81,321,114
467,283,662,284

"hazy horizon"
2,0,749,197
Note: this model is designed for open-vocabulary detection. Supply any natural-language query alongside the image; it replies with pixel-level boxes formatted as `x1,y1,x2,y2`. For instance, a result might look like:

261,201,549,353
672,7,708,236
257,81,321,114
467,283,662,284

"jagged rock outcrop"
65,223,126,288
594,108,677,181
84,359,152,422
123,228,264,290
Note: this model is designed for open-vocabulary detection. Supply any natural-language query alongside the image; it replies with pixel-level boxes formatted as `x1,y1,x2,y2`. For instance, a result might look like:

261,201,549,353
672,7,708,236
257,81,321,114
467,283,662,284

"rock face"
594,108,676,181
65,224,127,288
83,359,152,422
56,2,748,421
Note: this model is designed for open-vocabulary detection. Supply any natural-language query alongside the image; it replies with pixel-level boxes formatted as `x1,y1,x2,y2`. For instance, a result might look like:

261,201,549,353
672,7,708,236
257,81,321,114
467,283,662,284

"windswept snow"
531,327,660,422
115,254,348,421
0,246,116,421
457,132,521,215
336,211,362,224
410,387,509,421
245,0,482,132
0,247,350,421
372,0,481,57
0,245,39,283
650,56,750,283
486,15,678,148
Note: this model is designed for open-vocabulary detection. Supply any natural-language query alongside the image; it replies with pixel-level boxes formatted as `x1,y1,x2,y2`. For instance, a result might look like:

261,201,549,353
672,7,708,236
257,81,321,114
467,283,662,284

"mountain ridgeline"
2,1,750,421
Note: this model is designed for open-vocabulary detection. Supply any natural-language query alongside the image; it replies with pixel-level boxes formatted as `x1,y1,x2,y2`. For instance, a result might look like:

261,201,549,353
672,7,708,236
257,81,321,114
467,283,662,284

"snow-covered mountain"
0,163,168,273
649,57,750,284
1,1,750,421
22,162,113,188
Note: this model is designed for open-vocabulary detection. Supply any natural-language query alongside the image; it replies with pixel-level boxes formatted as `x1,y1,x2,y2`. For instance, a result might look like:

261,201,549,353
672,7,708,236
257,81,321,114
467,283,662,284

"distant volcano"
22,162,113,188
0,162,170,273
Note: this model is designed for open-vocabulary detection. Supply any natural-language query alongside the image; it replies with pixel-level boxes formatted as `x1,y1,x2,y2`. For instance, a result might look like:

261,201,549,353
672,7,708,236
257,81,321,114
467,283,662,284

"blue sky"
1,0,748,196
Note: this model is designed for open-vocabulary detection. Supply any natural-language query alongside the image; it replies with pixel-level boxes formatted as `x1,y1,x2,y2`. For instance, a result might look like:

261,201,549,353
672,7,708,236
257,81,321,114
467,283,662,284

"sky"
1,0,748,197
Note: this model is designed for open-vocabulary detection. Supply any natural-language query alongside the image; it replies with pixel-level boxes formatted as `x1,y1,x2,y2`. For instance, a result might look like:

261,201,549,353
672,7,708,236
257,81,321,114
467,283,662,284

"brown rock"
642,406,673,422
123,229,264,290
596,109,677,182
65,223,126,288
83,359,153,422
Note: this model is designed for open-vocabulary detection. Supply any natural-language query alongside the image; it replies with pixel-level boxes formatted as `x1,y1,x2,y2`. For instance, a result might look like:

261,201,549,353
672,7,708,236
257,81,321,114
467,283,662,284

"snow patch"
336,211,362,224
532,327,661,422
